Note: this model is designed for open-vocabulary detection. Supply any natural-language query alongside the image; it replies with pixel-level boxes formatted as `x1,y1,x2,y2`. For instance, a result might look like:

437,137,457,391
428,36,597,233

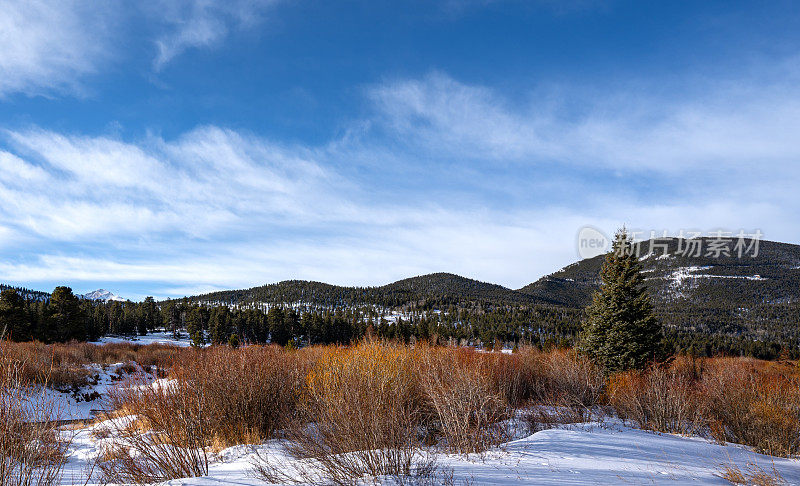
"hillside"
519,238,800,342
188,272,551,308
0,284,50,302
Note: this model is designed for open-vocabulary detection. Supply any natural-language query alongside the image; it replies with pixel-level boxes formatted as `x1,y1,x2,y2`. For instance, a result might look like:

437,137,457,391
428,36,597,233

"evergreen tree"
0,289,28,340
49,286,84,341
108,301,124,335
208,306,230,345
186,306,207,347
580,228,662,372
139,296,158,334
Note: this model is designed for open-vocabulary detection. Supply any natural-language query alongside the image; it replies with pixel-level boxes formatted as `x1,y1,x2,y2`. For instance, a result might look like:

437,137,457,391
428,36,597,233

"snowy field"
57,419,800,485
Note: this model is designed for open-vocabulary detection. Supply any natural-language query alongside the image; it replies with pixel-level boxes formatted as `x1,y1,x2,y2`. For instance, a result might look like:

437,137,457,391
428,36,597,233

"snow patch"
82,289,125,302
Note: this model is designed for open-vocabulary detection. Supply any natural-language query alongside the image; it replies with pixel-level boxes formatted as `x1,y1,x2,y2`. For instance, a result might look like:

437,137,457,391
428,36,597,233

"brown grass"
6,337,795,484
98,377,210,484
174,345,304,449
0,340,182,392
719,462,787,486
419,347,511,453
0,345,73,486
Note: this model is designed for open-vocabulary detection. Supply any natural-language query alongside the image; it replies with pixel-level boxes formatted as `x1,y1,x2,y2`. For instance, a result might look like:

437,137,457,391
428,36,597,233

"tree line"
0,279,796,360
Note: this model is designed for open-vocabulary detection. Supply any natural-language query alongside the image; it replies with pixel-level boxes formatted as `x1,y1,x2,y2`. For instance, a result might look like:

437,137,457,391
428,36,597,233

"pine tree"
186,306,207,347
140,296,158,334
0,289,28,341
580,228,662,372
49,286,85,342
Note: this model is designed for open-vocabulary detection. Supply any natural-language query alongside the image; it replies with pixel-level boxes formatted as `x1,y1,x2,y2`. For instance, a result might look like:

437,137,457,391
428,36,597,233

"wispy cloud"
1,126,344,241
2,63,800,297
0,0,117,97
150,0,281,70
0,0,282,96
369,70,800,177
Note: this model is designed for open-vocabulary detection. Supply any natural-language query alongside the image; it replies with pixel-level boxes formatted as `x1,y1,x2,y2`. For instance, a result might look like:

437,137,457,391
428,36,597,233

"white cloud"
0,194,791,299
3,67,800,296
369,71,800,177
0,126,345,241
0,0,282,96
0,0,116,97
150,0,280,70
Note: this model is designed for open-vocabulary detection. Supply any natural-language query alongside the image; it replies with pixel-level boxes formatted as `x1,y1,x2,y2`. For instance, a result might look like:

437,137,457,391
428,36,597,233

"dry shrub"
98,378,210,484
419,347,510,454
0,346,72,486
480,351,531,409
507,348,603,430
703,358,800,457
607,355,800,456
607,357,704,435
719,462,787,486
174,345,303,448
536,349,604,408
276,341,428,483
99,345,304,482
512,348,604,408
0,341,182,392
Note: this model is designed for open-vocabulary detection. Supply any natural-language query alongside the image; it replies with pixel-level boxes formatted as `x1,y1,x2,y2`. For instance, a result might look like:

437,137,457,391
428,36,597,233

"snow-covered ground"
57,419,800,485
25,362,159,421
93,331,194,347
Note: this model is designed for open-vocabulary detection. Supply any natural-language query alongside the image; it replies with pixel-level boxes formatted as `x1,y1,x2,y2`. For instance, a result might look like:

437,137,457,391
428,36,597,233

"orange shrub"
174,345,303,448
703,358,800,456
285,341,426,481
607,357,704,435
419,346,510,453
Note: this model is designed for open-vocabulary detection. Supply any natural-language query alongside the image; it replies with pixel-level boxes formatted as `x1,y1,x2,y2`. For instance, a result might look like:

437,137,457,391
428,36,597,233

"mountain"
173,238,800,345
518,238,800,342
519,238,800,306
83,289,125,302
187,272,552,308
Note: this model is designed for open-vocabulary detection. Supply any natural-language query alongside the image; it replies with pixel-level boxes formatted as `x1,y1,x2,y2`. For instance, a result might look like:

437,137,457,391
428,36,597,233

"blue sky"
1,0,799,300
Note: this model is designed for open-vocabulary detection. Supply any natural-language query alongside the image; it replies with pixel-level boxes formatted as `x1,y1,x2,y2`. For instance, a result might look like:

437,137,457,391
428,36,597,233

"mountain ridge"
186,272,555,308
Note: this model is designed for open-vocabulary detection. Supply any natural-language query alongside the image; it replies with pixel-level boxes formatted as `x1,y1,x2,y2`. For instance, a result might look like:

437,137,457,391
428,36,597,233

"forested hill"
519,238,800,307
518,238,800,344
188,272,551,308
0,284,50,302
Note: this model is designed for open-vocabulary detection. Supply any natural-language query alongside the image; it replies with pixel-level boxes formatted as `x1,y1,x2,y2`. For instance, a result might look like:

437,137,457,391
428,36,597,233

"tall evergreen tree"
49,286,85,341
208,306,230,345
139,296,158,335
580,228,662,372
0,289,28,341
186,306,207,347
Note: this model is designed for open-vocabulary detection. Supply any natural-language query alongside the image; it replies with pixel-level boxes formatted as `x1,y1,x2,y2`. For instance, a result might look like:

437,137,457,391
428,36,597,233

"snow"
93,331,194,347
666,266,768,284
54,420,800,485
83,289,126,302
24,362,159,421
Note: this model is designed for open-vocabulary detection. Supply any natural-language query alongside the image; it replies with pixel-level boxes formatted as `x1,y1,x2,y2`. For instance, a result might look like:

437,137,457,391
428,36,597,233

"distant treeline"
0,285,795,360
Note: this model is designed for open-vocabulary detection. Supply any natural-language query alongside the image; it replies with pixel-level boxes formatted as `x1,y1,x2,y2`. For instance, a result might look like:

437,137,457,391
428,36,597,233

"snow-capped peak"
83,289,125,302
